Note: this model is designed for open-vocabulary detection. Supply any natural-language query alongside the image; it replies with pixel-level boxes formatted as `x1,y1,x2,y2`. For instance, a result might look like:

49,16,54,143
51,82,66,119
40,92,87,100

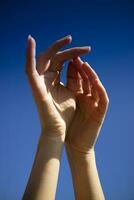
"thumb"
25,35,38,78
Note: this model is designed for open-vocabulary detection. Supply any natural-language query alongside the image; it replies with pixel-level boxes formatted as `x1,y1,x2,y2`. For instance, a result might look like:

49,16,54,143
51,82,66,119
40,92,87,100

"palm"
66,58,109,150
28,58,76,136
66,93,102,150
26,36,89,137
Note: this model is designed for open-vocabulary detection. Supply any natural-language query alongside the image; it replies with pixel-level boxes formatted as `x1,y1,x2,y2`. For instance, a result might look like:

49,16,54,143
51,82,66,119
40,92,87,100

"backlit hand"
66,57,109,151
25,36,90,138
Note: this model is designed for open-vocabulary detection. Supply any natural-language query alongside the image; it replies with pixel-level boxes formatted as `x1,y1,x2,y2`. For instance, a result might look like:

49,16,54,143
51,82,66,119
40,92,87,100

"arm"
66,57,109,200
22,36,90,200
66,143,105,200
23,133,64,200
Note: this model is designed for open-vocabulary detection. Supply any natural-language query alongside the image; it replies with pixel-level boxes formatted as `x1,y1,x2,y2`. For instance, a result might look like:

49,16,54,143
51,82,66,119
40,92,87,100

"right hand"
66,57,109,152
25,35,90,138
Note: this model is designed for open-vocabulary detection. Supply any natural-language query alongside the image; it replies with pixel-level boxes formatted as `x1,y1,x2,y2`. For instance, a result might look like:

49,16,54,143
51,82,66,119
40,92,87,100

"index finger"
37,35,72,74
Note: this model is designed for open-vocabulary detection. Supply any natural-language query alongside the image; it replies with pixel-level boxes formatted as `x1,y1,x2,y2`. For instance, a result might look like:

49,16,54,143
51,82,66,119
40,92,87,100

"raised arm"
22,36,90,200
66,57,109,200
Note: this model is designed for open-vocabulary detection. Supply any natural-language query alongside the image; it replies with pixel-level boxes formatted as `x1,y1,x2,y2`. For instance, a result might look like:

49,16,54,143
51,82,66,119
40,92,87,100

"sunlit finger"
50,47,91,71
75,62,91,94
82,62,99,84
37,35,72,74
66,61,82,94
25,35,39,86
94,79,109,113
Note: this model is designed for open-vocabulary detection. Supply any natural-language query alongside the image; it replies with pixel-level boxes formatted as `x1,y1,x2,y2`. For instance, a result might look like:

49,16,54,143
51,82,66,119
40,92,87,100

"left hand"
25,36,90,138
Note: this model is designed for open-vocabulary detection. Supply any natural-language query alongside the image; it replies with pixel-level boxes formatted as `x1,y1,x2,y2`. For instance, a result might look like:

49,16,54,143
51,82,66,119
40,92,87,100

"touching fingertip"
76,57,83,64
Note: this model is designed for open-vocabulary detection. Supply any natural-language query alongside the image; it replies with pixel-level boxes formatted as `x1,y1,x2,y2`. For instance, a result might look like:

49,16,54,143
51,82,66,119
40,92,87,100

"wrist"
36,132,64,163
41,128,66,143
66,142,95,161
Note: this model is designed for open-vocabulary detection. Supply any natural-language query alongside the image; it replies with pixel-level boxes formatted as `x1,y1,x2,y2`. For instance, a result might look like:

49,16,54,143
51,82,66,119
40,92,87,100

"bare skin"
23,35,91,200
66,57,109,152
23,35,109,200
66,57,109,200
25,35,90,139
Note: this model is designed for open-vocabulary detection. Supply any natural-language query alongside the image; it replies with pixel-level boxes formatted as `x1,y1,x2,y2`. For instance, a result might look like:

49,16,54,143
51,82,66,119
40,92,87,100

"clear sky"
0,0,134,199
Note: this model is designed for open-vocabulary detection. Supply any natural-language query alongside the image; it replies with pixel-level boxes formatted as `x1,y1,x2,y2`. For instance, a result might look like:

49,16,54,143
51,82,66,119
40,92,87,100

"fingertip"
88,46,91,51
76,46,91,53
73,56,83,67
58,35,72,45
64,35,72,44
77,56,82,62
26,35,36,65
27,34,36,46
73,56,80,61
67,34,72,42
84,62,89,66
28,34,32,40
27,34,32,44
83,46,91,52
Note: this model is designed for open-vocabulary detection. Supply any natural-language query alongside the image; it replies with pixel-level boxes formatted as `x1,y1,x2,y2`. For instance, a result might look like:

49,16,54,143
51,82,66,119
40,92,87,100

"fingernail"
66,35,72,41
88,46,91,51
28,34,32,40
83,46,91,51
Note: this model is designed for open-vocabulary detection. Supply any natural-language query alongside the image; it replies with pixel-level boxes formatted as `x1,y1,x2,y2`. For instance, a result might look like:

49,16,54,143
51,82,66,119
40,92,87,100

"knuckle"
93,78,100,85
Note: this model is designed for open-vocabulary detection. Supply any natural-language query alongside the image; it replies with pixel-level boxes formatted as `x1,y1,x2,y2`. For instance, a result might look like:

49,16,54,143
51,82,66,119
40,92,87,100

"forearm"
66,144,105,200
23,132,64,200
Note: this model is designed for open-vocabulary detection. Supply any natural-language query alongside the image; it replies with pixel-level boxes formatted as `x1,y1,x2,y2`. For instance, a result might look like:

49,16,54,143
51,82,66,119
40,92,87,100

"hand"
25,36,90,138
66,57,109,152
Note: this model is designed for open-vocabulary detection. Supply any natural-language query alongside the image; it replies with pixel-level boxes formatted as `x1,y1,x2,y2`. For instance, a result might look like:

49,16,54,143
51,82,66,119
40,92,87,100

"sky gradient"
0,0,134,199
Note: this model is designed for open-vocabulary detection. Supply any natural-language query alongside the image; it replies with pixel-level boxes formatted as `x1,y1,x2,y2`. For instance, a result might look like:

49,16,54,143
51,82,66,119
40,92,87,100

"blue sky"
0,0,134,199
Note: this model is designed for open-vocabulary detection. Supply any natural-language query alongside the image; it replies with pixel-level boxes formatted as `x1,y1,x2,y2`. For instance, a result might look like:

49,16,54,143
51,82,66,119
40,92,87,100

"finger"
43,71,60,89
50,46,91,71
45,35,72,59
37,35,72,74
94,80,109,112
25,35,39,81
82,62,109,111
82,62,99,83
90,85,99,103
73,58,91,94
66,61,82,94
